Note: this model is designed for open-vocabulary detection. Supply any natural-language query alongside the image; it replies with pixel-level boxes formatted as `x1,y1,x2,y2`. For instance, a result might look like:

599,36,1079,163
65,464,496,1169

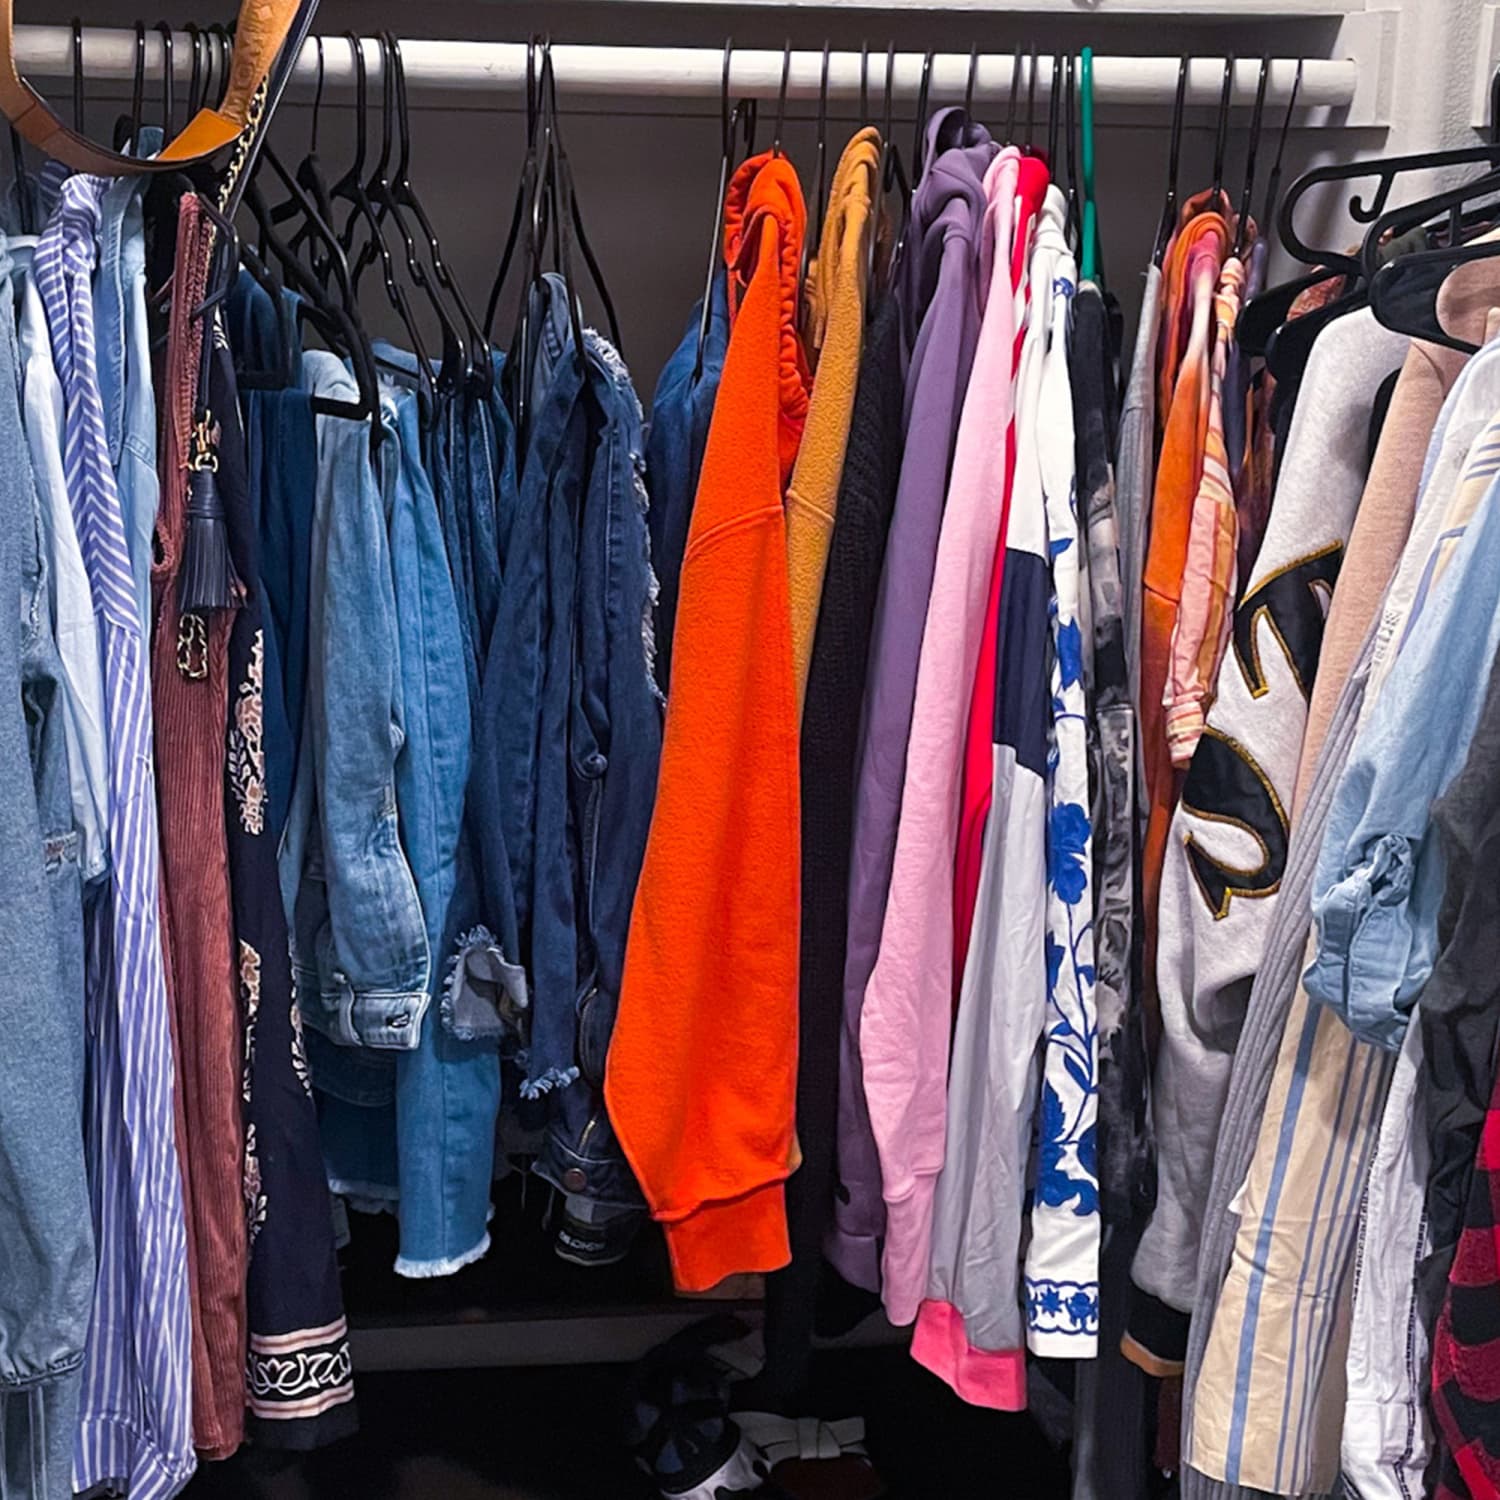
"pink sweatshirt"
952,153,1051,987
860,148,1022,1326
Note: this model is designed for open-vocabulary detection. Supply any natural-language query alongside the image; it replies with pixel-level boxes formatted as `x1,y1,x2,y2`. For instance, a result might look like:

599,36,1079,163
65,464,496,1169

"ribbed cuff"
663,1181,791,1292
911,1300,1026,1410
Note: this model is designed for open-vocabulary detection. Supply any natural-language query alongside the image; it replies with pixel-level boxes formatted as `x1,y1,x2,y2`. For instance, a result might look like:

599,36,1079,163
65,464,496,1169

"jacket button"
562,1167,588,1193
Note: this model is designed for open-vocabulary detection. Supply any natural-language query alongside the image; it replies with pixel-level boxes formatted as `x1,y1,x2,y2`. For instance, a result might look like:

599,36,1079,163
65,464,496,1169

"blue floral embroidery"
1048,801,1090,906
1056,618,1084,690
1025,1276,1100,1336
1026,245,1100,1351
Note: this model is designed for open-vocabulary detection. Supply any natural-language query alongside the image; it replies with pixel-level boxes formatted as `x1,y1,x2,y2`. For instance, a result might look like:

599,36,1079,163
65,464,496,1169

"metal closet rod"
18,29,1355,109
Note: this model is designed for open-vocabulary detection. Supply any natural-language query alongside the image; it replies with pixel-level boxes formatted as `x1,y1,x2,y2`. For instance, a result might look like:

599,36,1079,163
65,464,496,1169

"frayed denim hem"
394,1229,492,1280
442,925,528,1043
327,1178,399,1217
520,1064,580,1101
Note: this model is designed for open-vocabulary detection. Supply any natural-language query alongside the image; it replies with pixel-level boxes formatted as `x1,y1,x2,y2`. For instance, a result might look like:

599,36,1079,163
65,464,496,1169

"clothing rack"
19,29,1369,116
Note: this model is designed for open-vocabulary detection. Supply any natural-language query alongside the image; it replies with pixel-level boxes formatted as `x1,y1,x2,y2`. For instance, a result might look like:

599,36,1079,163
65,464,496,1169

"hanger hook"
1005,48,1022,143
720,36,733,156
773,38,792,157
1047,51,1063,167
860,39,870,125
130,20,145,142
1153,54,1190,264
822,39,834,150
155,21,174,138
1025,43,1038,154
965,43,979,118
186,22,205,120
1263,57,1303,236
1236,55,1271,254
345,31,368,168
882,42,896,164
913,48,934,179
70,18,84,134
1212,53,1235,206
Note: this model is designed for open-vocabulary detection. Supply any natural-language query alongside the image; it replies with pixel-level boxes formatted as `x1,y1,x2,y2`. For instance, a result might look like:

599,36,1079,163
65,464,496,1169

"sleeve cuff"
662,1180,790,1292
1122,1287,1190,1376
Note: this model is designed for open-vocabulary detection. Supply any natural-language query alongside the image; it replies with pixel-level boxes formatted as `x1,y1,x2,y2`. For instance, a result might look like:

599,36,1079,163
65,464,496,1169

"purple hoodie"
827,108,998,1292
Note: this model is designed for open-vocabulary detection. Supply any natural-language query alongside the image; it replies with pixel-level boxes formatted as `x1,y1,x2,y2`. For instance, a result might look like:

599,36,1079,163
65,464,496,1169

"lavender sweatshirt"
828,110,998,1293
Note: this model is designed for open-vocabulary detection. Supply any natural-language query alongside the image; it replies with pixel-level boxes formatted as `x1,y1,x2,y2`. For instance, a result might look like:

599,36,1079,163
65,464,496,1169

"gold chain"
217,74,269,215
190,410,220,472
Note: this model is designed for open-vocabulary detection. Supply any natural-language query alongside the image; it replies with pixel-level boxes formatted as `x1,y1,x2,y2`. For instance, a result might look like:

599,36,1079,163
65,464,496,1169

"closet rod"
18,30,1356,110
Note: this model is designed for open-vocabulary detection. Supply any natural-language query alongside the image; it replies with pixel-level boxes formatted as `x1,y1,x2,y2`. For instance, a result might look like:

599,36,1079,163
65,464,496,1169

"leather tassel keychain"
178,312,242,612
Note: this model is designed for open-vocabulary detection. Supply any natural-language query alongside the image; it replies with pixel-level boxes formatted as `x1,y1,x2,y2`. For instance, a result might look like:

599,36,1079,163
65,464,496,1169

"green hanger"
1080,45,1099,282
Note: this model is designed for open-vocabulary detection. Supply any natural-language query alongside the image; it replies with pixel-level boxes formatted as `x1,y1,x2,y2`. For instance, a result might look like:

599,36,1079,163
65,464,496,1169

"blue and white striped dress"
35,173,195,1500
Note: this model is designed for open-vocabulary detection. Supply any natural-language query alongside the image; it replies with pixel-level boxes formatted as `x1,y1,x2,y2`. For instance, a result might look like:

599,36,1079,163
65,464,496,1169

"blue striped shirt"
36,174,195,1499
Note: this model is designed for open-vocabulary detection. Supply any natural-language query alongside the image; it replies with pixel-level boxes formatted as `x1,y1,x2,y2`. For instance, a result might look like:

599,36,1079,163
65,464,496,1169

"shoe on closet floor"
551,1193,644,1267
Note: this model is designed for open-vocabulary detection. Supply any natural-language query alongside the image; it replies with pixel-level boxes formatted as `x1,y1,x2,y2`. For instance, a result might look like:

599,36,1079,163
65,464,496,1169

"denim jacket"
535,329,663,1207
284,352,429,1050
1306,463,1500,1049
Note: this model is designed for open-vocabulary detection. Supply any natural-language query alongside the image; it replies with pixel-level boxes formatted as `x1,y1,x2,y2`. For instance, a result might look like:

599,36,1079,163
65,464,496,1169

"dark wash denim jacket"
452,278,662,1207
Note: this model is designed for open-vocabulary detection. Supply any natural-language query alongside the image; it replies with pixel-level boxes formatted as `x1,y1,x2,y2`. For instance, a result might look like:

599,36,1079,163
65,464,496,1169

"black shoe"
552,1195,644,1267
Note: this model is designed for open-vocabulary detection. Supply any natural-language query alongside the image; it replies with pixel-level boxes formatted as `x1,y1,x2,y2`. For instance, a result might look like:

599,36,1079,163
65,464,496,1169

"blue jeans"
0,237,91,1500
385,383,501,1274
93,126,161,631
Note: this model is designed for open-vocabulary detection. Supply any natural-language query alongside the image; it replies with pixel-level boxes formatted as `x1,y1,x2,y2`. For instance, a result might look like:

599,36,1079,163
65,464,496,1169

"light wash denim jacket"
282,352,430,1050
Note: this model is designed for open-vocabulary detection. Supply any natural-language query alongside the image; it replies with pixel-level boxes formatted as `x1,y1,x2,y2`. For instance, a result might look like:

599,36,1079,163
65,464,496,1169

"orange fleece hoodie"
606,152,811,1293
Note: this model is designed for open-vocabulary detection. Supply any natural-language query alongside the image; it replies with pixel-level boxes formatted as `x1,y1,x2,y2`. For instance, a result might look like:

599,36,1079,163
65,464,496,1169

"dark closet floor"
186,1348,1072,1500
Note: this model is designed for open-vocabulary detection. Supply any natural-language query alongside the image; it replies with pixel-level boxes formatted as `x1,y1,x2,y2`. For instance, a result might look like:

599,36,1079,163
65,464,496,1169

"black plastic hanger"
544,45,622,352
1046,52,1062,169
1152,56,1189,266
1235,56,1271,256
1004,49,1022,145
1368,191,1500,355
799,40,832,293
329,32,436,411
965,44,979,120
184,23,203,121
70,18,83,133
1211,54,1235,211
388,35,493,394
876,42,913,297
772,39,792,158
1279,143,1500,282
1024,44,1038,156
360,31,472,397
912,49,934,181
243,163,383,446
113,19,145,152
484,34,545,340
155,21,174,139
694,38,738,382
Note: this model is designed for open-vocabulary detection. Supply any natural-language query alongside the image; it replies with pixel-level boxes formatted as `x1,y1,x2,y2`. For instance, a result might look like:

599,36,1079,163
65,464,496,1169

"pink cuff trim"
911,1300,1026,1410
